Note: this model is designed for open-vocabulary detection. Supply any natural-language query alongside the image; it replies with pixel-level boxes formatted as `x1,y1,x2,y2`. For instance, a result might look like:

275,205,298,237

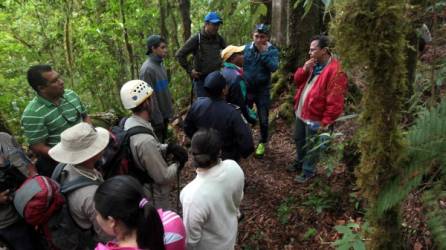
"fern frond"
377,99,446,214
423,186,446,250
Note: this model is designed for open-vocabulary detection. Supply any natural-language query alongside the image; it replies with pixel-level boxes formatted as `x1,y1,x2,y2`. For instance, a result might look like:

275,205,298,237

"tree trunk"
271,0,326,72
261,0,273,24
167,0,180,50
178,0,191,42
119,0,136,79
158,0,168,39
63,0,74,88
332,0,407,248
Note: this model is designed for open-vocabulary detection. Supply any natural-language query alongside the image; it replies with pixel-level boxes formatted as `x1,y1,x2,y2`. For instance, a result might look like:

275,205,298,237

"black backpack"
46,163,102,250
101,124,155,184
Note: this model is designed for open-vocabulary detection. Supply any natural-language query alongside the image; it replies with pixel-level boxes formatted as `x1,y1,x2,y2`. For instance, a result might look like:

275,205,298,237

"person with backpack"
221,45,257,125
243,24,280,158
120,80,188,210
183,71,254,161
140,35,173,143
47,122,111,244
94,175,186,250
0,132,42,250
175,11,226,98
180,129,244,250
21,65,91,177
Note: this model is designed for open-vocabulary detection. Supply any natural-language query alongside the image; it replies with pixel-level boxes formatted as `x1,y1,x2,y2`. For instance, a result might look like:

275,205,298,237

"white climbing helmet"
120,80,154,110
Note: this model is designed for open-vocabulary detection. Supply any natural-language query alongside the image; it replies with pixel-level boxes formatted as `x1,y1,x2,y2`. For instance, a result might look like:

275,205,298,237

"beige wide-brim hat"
221,45,245,61
49,122,110,165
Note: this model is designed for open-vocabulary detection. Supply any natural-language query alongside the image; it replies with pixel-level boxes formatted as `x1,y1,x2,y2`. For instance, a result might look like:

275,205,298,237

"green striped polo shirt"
21,89,87,147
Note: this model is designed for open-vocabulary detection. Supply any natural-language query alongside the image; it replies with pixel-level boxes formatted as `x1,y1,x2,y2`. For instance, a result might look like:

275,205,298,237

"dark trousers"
0,220,43,250
294,118,331,175
193,76,207,98
153,118,169,143
252,88,271,143
35,155,58,177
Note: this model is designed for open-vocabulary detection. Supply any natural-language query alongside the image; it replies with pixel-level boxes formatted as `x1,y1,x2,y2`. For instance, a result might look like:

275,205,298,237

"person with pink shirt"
94,175,185,250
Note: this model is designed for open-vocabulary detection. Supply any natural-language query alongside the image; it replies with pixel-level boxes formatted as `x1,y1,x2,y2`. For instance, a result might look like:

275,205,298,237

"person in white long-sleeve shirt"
180,129,244,250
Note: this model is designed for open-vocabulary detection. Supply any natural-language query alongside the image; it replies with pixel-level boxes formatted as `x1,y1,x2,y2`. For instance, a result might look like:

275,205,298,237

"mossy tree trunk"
271,0,327,72
331,0,407,248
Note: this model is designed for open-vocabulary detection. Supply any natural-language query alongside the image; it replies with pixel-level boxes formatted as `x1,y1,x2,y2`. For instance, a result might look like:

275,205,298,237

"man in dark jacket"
221,45,256,125
175,11,226,97
183,71,254,161
140,35,173,142
243,24,279,158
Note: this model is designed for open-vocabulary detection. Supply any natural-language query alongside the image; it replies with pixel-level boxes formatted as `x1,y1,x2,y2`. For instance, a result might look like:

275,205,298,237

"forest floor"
169,37,446,249
173,113,432,250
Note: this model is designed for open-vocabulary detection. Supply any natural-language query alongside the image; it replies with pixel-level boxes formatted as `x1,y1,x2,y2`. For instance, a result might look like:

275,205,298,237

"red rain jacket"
293,58,348,127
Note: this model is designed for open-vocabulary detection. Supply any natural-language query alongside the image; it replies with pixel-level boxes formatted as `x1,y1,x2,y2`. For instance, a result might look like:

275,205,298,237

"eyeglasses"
57,98,85,125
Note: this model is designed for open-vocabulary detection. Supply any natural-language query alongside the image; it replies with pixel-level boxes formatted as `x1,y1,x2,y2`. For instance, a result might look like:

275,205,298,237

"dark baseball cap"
146,35,162,55
204,71,227,96
254,23,270,35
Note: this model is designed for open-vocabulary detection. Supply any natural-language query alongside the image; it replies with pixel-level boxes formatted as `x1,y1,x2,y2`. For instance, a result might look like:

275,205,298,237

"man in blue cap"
175,12,226,98
183,71,254,161
243,24,280,158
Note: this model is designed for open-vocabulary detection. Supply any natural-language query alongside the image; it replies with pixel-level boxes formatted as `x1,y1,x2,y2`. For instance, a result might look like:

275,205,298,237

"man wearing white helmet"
120,80,187,210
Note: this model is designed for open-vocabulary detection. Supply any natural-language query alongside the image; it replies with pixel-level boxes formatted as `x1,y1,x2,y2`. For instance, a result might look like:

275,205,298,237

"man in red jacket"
289,35,347,183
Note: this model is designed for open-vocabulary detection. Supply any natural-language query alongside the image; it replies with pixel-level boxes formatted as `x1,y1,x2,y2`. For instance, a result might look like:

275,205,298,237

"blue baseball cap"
204,12,223,25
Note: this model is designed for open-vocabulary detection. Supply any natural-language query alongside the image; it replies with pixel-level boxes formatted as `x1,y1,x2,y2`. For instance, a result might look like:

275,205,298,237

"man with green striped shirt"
21,65,90,176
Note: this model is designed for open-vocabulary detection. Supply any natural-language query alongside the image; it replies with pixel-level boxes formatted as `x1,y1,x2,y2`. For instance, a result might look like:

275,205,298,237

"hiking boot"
287,162,302,173
294,173,315,184
255,143,265,158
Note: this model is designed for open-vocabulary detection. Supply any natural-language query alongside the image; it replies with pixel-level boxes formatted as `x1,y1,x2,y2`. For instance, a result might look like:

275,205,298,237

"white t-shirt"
180,160,245,250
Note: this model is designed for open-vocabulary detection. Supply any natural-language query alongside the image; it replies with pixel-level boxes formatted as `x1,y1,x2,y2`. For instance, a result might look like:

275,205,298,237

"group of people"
0,10,347,250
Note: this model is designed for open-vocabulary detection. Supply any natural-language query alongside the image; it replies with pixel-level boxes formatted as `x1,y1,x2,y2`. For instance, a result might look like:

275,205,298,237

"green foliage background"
0,0,267,141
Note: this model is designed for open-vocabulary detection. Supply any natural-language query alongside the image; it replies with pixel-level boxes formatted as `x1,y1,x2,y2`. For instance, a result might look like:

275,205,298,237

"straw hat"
49,122,110,164
221,45,245,61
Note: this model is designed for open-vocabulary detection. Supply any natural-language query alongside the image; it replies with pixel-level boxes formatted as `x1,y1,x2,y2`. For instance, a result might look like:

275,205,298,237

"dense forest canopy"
1,0,446,249
0,0,268,138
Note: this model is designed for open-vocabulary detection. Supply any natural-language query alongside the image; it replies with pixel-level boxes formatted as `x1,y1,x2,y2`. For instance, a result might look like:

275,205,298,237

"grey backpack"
13,163,100,250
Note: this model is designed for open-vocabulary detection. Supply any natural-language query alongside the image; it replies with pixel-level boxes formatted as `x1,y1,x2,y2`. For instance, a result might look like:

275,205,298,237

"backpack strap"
125,126,155,139
123,126,157,185
52,163,100,194
51,163,67,182
60,176,101,194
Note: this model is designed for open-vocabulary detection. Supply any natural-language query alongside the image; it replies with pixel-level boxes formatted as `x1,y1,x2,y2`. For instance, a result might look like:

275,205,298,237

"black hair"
94,176,165,250
190,128,222,168
147,37,167,54
130,97,150,113
27,64,52,92
227,52,242,63
311,35,330,49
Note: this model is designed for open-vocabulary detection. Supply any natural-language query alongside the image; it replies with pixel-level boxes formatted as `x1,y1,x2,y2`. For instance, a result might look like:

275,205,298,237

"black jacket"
175,30,226,77
183,97,254,161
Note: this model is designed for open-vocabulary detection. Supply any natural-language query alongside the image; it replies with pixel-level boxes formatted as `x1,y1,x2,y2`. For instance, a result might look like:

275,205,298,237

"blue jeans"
252,88,270,143
294,118,329,176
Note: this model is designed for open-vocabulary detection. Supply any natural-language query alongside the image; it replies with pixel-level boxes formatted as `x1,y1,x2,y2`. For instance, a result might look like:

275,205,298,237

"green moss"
331,0,407,248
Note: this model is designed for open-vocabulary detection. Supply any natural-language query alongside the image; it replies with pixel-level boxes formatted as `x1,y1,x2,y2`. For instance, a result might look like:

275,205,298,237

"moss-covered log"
331,0,407,248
